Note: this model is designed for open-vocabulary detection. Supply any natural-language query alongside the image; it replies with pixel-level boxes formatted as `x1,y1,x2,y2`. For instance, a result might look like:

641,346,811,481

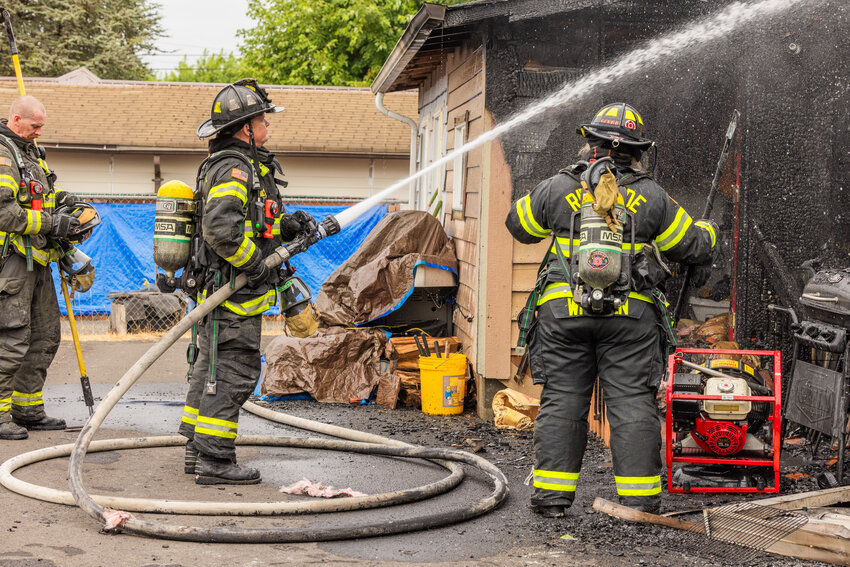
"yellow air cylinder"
153,180,195,276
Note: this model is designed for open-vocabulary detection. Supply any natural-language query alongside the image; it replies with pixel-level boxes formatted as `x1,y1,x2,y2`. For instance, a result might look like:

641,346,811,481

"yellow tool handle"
11,53,24,95
60,275,86,375
60,274,94,415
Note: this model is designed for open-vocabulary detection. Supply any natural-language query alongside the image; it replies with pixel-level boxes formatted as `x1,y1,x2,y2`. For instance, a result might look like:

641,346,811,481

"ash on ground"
260,398,835,567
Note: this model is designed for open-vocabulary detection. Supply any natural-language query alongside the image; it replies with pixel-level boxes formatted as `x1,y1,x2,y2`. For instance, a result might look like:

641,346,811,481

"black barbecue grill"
778,268,850,485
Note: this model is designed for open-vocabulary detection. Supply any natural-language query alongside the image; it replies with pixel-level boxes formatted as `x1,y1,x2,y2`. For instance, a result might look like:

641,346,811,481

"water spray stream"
56,0,811,543
335,0,807,228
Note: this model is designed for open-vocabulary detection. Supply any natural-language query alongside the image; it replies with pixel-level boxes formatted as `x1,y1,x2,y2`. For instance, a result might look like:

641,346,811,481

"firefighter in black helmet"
506,103,717,516
178,79,317,484
0,95,92,440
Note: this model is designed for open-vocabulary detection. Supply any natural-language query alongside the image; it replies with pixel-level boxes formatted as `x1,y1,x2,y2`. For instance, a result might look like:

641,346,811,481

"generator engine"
666,349,782,493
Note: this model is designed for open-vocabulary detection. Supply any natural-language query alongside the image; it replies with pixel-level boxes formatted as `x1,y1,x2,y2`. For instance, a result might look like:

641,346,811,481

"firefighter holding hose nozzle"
166,80,318,485
506,103,717,517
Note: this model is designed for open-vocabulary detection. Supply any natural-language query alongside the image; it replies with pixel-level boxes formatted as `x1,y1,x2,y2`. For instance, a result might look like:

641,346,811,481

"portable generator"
666,348,782,493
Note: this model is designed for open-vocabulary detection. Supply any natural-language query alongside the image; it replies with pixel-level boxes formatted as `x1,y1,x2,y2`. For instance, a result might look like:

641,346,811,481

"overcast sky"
143,0,253,78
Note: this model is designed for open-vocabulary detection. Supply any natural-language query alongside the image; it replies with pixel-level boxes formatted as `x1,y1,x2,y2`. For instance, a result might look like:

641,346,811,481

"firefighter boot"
530,504,569,518
0,421,28,440
13,416,66,431
195,453,261,485
184,441,199,474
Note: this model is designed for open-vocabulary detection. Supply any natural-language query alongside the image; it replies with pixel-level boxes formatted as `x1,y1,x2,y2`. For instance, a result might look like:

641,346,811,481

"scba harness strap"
0,133,56,271
177,149,270,296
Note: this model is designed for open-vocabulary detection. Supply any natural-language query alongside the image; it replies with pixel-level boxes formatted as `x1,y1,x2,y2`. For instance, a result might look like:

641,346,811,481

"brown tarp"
261,211,458,403
315,210,458,326
261,327,388,403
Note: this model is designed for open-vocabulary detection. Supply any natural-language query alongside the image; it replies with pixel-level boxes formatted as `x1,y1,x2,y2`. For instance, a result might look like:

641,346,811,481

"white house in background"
0,69,418,203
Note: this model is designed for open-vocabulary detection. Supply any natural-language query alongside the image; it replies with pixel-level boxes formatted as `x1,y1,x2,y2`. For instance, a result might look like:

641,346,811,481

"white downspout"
376,92,418,210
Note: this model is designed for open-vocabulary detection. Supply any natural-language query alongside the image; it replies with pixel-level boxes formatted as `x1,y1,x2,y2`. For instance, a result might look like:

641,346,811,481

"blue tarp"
54,202,387,315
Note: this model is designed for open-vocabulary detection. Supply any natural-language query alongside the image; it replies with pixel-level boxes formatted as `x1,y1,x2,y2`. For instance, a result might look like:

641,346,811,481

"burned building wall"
487,0,848,352
736,0,850,348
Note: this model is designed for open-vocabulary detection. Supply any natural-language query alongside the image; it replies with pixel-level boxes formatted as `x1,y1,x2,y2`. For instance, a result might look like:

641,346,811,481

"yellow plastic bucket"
419,353,467,415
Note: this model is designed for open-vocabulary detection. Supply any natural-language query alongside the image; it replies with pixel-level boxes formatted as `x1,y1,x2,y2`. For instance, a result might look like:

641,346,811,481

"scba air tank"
153,180,196,277
577,190,625,308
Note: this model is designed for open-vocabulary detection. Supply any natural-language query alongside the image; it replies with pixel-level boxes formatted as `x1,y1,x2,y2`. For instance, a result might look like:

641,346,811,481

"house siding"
46,151,410,202
441,42,485,371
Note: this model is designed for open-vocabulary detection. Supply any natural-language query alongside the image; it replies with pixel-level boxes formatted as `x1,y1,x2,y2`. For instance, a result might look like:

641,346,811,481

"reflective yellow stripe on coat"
198,287,278,317
0,173,17,195
516,195,551,239
535,282,652,316
207,180,248,205
224,237,257,268
655,207,692,252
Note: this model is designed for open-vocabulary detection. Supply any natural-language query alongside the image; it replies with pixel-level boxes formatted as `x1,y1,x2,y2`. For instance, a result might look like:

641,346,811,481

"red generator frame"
666,347,782,493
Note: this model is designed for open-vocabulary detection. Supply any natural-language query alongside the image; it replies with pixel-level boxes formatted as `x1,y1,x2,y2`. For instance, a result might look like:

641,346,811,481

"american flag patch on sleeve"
232,168,248,182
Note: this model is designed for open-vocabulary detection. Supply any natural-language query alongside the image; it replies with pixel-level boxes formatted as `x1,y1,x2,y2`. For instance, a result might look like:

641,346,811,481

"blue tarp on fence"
54,202,387,315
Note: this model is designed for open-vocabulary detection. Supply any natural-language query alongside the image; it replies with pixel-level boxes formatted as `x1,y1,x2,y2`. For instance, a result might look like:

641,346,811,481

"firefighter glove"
292,210,318,234
50,213,80,239
277,214,302,242
246,261,271,287
71,267,95,293
692,262,712,288
57,191,78,207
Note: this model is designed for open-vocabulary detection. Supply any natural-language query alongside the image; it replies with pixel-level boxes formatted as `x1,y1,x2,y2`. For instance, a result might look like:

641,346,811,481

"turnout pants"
529,301,664,511
179,308,262,460
0,254,61,423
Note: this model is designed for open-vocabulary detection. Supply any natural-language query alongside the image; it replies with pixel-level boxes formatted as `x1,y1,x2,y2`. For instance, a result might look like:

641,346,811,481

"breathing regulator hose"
55,219,508,542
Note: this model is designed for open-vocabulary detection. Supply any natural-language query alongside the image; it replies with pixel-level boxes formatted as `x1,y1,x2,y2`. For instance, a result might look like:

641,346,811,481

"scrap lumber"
395,370,421,408
748,484,850,511
376,372,401,409
592,497,850,565
387,336,461,370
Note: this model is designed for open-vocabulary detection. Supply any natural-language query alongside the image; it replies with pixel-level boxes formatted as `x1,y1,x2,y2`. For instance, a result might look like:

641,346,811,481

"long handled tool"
672,109,740,324
59,277,95,415
2,8,95,415
1,9,24,96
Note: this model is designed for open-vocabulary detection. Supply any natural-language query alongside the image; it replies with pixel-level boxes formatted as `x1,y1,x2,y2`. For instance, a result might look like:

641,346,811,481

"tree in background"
238,0,470,87
1,1,162,80
164,50,250,84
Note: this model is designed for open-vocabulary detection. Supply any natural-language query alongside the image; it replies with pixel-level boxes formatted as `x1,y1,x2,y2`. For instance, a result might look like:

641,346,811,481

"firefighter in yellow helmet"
177,80,317,484
506,103,717,516
0,95,93,439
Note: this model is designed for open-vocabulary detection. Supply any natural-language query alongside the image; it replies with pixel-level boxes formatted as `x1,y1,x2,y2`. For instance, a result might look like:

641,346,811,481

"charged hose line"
49,237,508,542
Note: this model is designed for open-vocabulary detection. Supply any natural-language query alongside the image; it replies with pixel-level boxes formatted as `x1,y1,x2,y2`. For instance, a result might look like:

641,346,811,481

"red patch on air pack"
587,250,610,270
624,119,636,130
231,168,248,182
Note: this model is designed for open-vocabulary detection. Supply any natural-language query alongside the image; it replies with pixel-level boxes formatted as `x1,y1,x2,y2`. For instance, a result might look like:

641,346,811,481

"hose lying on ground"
0,434,465,515
0,236,508,542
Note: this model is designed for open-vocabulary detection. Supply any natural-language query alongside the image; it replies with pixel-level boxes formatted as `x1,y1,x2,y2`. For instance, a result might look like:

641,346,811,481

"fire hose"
0,206,507,542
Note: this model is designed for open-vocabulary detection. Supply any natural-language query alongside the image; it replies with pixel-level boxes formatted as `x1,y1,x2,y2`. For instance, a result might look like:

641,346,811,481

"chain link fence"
60,289,291,339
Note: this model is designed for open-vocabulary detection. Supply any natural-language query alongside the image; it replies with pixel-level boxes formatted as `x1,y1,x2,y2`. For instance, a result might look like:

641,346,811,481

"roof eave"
370,3,447,94
39,143,409,159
